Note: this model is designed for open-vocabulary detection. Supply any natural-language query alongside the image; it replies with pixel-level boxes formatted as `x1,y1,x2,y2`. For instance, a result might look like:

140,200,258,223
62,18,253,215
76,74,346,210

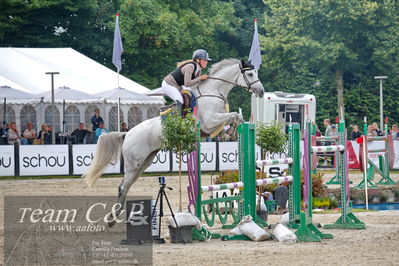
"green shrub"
214,170,239,184
391,185,399,199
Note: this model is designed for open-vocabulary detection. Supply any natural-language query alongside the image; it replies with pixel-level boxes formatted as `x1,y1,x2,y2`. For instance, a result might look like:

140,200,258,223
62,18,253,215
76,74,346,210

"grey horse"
83,58,265,226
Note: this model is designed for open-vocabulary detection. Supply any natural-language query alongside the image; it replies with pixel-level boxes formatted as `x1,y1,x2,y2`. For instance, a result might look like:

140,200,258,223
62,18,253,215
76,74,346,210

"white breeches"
162,80,191,104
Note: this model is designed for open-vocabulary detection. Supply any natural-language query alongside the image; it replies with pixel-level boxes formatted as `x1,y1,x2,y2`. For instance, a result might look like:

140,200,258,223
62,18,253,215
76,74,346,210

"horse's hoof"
108,220,116,227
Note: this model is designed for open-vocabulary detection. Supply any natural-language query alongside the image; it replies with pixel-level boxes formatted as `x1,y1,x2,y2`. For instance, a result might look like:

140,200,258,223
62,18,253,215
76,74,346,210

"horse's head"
237,60,264,98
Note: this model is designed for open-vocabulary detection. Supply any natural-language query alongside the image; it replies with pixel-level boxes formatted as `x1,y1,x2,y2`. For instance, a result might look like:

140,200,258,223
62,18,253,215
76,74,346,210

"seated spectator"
7,122,27,145
41,124,52,144
367,124,376,136
121,122,129,132
390,124,399,139
94,122,109,143
37,123,47,142
351,125,362,140
72,123,90,144
0,122,8,136
371,122,383,136
22,122,36,144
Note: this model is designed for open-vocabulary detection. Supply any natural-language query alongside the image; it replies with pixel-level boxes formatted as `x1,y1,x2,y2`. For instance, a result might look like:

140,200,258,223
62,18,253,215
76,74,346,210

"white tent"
95,87,158,104
0,47,164,133
1,86,36,99
0,47,160,97
37,86,99,103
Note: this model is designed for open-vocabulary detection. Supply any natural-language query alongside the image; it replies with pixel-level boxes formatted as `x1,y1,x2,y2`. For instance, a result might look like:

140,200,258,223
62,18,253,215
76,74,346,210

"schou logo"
0,156,12,168
22,154,66,168
76,153,95,167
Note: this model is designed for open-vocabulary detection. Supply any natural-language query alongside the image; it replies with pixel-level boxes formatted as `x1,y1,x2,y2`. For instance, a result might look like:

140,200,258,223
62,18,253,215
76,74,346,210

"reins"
194,65,260,103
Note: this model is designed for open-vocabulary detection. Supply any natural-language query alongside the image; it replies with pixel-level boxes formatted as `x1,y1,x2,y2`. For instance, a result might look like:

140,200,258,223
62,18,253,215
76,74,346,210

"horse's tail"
83,132,126,187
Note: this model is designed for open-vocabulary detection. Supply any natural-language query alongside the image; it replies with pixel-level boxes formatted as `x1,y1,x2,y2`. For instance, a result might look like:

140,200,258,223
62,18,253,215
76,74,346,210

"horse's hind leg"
108,151,159,227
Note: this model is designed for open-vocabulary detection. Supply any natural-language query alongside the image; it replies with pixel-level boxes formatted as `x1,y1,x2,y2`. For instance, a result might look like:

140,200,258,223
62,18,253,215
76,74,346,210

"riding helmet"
192,49,212,61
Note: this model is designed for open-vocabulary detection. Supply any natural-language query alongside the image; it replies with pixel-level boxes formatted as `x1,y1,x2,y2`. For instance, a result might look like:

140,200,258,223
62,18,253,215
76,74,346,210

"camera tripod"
151,177,182,244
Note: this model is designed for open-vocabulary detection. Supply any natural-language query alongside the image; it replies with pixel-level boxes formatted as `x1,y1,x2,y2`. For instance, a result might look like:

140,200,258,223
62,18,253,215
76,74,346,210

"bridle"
195,63,261,103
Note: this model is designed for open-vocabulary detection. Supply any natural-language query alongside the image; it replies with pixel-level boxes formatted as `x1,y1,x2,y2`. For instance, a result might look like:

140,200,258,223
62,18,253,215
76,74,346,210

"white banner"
0,145,14,176
72,144,120,175
19,145,69,176
145,151,170,172
218,142,290,177
172,142,216,171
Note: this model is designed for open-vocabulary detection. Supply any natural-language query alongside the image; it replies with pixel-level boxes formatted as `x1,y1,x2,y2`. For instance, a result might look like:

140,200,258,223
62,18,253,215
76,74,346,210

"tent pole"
3,97,6,129
117,97,121,132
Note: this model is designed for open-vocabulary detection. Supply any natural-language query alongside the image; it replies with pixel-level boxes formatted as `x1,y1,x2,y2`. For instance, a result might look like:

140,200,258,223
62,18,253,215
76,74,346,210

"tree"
0,0,120,66
262,0,399,122
161,111,197,211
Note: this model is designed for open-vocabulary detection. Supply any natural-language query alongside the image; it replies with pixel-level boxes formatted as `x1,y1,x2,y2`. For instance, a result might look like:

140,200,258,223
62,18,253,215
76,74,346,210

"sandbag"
168,212,202,230
229,226,241,235
257,196,267,211
273,223,297,243
280,212,289,225
237,215,270,241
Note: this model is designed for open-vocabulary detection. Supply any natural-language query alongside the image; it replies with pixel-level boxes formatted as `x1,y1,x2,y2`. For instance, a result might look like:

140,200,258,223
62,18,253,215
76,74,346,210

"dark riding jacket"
164,61,202,90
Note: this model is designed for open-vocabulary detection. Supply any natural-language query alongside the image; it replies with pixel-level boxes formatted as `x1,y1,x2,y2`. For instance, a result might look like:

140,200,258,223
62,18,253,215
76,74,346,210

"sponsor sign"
218,142,290,177
145,150,170,172
172,142,216,171
72,145,120,175
19,145,69,176
0,145,14,176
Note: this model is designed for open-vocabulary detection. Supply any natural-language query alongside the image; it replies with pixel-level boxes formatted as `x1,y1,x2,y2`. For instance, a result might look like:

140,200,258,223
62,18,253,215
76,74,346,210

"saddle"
160,90,194,117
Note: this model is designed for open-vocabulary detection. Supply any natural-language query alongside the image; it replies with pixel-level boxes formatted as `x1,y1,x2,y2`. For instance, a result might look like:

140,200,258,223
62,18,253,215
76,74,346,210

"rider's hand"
199,74,208,80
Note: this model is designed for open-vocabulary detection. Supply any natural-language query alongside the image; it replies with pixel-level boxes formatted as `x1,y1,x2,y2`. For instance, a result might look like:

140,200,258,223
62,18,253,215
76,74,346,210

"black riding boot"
176,101,183,117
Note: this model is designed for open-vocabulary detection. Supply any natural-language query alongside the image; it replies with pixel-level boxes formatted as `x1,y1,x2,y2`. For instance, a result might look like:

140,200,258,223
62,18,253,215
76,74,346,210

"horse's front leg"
202,111,244,134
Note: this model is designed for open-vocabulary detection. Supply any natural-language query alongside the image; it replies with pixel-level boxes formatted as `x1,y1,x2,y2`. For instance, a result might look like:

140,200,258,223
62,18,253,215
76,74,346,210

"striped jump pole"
256,158,293,166
201,176,293,192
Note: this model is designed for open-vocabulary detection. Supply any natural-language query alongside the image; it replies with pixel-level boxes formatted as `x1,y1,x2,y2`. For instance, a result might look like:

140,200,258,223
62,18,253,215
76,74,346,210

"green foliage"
262,0,399,122
161,112,196,154
256,121,287,159
1,0,398,124
313,197,331,209
214,170,239,184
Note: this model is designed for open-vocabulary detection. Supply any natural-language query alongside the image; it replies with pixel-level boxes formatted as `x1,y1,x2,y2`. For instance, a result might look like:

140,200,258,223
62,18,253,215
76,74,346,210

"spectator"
371,122,383,136
323,119,332,136
121,122,129,132
71,123,90,144
0,122,8,136
323,119,332,166
330,124,338,137
41,124,52,144
37,123,47,142
351,125,362,140
22,122,36,144
314,123,322,137
94,122,109,143
367,124,375,136
390,124,399,139
7,122,27,145
91,108,104,132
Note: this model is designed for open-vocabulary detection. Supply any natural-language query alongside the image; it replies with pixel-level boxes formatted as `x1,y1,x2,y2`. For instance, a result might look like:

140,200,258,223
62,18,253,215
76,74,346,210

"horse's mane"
208,58,239,76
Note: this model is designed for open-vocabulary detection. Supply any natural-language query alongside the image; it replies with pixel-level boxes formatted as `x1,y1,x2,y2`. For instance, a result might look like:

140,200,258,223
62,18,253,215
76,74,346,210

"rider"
162,49,211,115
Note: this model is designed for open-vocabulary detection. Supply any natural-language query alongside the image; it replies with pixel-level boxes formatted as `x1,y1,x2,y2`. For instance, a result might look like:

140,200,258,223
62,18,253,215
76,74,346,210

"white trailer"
251,91,316,133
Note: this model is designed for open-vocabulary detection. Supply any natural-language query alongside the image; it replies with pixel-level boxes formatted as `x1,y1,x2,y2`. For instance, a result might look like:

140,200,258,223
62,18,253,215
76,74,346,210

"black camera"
158,176,165,185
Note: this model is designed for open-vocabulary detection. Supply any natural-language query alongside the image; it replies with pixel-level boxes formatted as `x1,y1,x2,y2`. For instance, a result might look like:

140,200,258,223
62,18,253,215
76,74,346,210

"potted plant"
351,189,366,204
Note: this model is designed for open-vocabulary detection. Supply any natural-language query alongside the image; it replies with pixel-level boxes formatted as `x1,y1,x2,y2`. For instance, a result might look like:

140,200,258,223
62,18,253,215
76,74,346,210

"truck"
251,91,316,133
